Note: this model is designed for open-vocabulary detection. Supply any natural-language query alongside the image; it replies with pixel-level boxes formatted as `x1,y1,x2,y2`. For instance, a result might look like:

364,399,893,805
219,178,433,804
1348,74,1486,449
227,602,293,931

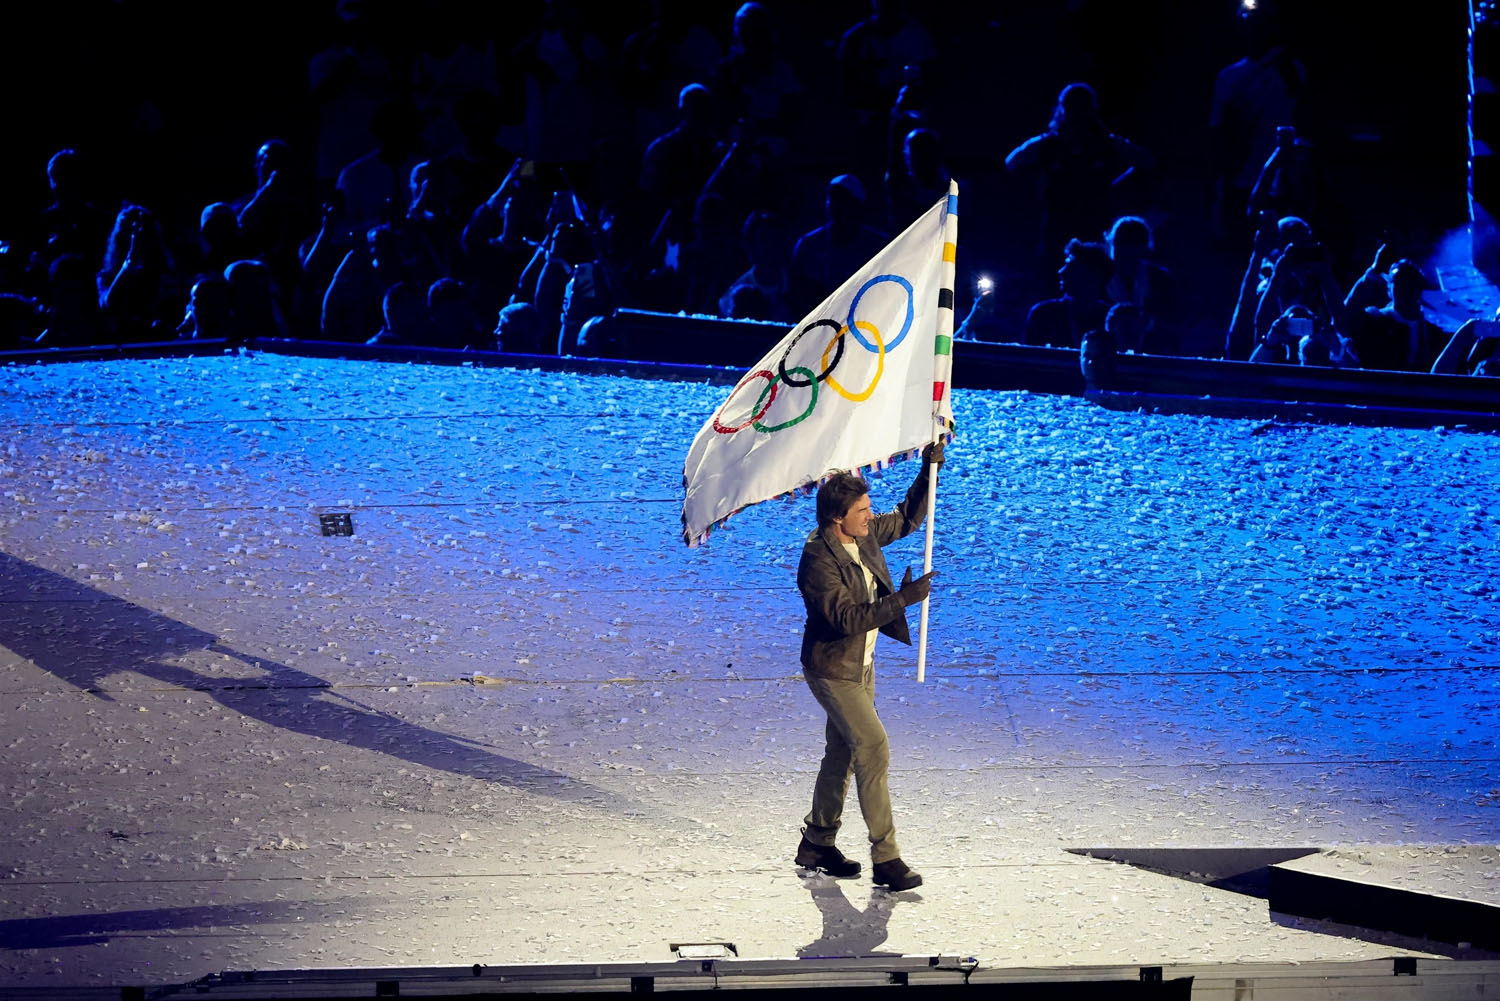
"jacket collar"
818,523,864,565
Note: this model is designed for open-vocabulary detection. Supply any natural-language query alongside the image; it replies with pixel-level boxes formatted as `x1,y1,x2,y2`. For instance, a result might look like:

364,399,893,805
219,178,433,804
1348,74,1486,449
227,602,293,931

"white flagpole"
916,180,958,684
916,450,939,683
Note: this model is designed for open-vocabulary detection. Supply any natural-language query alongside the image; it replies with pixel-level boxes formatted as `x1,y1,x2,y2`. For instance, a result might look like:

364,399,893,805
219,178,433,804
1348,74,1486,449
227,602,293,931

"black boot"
872,857,922,891
795,837,861,877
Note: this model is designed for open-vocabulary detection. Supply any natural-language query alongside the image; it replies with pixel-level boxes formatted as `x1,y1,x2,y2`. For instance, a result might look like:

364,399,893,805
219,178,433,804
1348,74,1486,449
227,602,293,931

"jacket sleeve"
871,461,931,548
798,549,908,638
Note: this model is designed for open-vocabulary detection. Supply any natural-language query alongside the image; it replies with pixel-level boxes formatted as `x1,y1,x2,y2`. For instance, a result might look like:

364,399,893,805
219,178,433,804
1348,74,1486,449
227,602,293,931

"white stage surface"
0,354,1496,990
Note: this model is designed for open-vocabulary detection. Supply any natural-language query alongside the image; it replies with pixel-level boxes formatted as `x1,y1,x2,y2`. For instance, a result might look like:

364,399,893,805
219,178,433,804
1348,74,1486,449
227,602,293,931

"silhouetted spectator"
463,175,540,318
1024,239,1112,350
0,293,46,349
1104,215,1176,352
322,224,412,342
710,3,801,143
719,211,792,321
1351,259,1444,372
297,190,357,336
309,1,397,182
1103,301,1144,354
1251,303,1357,367
640,190,736,316
236,140,311,279
789,175,887,315
427,277,488,350
198,203,242,280
574,312,620,355
33,149,108,277
558,244,615,350
1246,125,1319,230
439,90,514,217
495,300,544,353
366,281,428,346
1209,4,1305,241
405,160,461,281
954,277,1006,343
619,0,723,147
517,218,595,347
337,100,423,236
37,254,107,346
839,1,935,164
1253,236,1348,350
226,259,290,343
698,113,793,232
1344,242,1400,315
412,12,499,161
1432,315,1500,375
1226,213,1313,359
886,128,947,230
97,205,181,341
837,1,936,110
640,83,721,245
514,1,609,170
177,276,235,340
884,65,927,202
1005,82,1152,264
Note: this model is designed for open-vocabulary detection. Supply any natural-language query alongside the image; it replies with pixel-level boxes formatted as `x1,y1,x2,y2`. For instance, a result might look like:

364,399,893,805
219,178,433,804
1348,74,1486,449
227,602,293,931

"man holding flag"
682,181,959,890
793,449,941,890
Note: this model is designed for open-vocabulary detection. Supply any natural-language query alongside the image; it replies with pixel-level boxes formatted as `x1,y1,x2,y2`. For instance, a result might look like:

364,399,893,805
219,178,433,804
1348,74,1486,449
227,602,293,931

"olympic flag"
681,181,957,551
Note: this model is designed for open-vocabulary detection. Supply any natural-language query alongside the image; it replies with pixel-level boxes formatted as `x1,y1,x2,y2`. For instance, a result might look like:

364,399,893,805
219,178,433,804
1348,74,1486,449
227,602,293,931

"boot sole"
796,860,862,878
873,874,923,890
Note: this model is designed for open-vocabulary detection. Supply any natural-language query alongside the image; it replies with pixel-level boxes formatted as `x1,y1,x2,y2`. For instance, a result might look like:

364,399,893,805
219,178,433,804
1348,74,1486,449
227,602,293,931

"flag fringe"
682,428,955,547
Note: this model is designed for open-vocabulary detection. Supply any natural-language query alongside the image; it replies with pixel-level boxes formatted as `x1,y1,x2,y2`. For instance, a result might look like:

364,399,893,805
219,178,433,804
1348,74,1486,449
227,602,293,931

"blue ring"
846,274,914,353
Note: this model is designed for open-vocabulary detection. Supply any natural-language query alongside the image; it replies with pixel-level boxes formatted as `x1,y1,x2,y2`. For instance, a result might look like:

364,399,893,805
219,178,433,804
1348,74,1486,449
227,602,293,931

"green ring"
754,366,818,432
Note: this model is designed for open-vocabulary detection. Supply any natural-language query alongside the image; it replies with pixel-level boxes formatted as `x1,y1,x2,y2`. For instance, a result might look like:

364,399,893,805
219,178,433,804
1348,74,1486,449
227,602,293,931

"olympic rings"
823,321,884,402
711,369,778,433
778,319,844,387
753,365,818,432
711,270,914,435
846,275,914,353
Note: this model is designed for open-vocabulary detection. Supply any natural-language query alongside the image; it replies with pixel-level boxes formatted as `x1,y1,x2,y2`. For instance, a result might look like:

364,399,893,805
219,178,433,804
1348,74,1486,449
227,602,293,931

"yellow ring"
822,321,884,402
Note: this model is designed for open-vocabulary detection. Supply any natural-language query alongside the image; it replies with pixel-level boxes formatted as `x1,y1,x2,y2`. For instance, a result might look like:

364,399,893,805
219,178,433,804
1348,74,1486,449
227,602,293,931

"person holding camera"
1250,303,1358,367
793,444,943,892
1252,234,1349,360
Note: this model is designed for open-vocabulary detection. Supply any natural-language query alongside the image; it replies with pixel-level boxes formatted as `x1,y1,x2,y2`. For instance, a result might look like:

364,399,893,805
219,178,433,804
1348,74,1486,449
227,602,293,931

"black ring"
778,319,845,387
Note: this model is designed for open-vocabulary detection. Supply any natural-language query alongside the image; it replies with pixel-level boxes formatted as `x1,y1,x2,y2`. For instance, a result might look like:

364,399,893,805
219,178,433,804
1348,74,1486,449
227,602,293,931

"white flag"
682,189,957,546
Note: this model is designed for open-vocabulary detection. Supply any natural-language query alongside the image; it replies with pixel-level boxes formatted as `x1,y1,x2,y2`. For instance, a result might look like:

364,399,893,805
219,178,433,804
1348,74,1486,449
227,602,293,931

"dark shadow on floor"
0,897,373,950
796,872,911,958
0,550,652,817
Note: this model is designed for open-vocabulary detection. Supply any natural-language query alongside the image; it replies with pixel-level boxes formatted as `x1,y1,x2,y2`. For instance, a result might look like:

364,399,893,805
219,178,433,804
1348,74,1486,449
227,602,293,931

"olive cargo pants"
801,662,900,864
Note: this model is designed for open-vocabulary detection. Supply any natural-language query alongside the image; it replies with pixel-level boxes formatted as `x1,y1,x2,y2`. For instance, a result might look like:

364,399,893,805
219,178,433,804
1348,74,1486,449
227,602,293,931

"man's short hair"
816,472,869,529
1064,239,1111,276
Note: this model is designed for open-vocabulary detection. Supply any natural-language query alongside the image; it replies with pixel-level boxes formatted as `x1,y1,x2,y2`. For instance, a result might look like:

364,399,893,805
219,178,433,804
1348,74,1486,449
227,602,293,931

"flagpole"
916,180,958,684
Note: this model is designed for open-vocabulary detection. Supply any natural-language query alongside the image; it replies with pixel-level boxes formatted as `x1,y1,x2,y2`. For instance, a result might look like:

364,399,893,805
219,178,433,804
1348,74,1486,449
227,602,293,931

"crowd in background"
0,0,1491,376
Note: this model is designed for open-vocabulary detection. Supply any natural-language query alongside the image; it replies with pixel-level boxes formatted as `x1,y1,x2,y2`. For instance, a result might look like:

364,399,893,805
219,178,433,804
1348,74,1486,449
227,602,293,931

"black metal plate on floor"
319,512,354,536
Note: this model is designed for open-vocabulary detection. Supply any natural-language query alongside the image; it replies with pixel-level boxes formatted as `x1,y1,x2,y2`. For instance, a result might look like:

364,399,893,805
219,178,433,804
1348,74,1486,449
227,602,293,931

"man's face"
837,494,874,540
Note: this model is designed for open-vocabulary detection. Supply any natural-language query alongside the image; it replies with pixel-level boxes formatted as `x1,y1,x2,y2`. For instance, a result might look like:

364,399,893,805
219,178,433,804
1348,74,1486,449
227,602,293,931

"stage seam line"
0,860,1099,889
4,659,1496,699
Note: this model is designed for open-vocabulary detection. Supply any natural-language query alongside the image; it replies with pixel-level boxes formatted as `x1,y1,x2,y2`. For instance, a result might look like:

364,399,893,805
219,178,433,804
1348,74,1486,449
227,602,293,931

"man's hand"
922,440,945,469
898,566,938,606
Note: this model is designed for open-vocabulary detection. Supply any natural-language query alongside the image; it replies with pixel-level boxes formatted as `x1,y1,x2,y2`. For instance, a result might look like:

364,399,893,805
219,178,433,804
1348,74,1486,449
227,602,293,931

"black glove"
897,566,937,606
922,439,945,469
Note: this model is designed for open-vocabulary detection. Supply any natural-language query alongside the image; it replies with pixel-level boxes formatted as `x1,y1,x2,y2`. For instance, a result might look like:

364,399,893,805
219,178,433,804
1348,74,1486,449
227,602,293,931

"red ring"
712,369,778,433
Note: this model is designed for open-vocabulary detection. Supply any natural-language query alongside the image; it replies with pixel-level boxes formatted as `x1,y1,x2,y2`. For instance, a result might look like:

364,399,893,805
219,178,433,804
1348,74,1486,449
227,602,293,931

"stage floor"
0,353,1496,989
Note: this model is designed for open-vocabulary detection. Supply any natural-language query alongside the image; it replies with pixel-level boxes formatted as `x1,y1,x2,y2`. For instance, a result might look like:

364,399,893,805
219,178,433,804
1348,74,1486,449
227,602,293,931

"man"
1353,259,1444,372
1023,238,1112,350
794,442,942,891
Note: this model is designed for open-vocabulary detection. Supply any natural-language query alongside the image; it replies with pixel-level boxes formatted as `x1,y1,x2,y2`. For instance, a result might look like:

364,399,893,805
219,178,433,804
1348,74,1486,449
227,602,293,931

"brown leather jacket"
796,463,932,681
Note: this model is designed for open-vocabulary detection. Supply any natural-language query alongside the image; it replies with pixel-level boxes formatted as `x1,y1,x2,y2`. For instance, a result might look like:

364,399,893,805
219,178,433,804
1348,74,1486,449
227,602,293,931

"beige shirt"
841,542,879,667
